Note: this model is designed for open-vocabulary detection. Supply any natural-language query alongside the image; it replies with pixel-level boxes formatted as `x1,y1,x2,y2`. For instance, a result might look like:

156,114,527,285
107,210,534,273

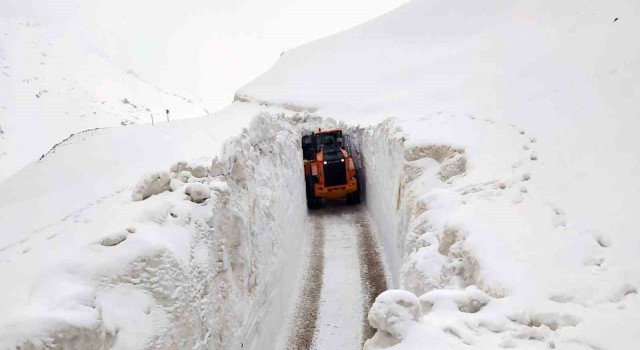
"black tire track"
354,209,388,346
285,216,325,350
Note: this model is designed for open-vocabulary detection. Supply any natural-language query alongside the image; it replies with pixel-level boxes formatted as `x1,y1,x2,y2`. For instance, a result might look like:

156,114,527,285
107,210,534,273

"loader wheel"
347,173,362,205
352,183,361,204
305,176,320,209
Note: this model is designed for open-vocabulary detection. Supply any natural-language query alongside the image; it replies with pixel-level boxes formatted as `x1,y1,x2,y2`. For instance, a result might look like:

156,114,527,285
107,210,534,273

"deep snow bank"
0,110,308,349
345,114,640,349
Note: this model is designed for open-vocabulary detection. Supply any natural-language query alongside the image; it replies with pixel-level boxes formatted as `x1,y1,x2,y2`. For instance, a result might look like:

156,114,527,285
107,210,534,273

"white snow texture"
1,0,640,349
0,113,307,349
0,18,208,181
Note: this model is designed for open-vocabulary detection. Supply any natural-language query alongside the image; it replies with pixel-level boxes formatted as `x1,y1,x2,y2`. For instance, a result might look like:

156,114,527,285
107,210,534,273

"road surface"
285,204,388,350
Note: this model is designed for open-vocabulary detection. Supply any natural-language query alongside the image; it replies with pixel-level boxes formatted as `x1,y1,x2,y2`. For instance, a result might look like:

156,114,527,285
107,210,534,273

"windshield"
316,134,337,146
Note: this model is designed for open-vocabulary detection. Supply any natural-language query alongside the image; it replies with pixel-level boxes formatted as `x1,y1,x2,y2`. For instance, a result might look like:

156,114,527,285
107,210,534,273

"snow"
97,285,163,350
1,0,640,348
0,106,309,349
0,0,409,183
346,103,640,349
131,171,172,202
365,290,421,349
0,18,209,181
236,0,640,348
2,0,408,114
185,183,212,203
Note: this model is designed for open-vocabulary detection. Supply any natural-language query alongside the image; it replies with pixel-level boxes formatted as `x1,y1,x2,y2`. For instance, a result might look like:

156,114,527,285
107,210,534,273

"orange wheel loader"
301,128,361,209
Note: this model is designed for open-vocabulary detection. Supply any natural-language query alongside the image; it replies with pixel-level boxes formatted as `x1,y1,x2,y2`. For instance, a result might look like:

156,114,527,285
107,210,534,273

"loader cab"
302,130,344,161
316,131,343,148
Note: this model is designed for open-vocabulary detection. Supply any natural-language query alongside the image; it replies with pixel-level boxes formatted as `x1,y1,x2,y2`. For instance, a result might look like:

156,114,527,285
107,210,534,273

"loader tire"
306,176,320,209
347,173,362,205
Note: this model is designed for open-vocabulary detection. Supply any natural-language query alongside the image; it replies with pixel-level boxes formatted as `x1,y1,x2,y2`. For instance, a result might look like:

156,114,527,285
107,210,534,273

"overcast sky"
2,0,408,112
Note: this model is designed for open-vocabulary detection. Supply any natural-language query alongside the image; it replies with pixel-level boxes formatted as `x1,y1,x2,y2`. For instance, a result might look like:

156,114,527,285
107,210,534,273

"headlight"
323,161,327,165
341,159,344,162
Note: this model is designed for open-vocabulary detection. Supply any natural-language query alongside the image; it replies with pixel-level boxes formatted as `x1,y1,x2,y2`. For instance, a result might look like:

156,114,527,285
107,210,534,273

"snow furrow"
353,210,388,345
286,216,325,350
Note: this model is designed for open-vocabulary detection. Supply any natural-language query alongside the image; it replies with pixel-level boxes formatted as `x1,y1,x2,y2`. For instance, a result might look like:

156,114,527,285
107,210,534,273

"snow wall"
347,121,407,286
342,113,633,349
8,113,307,350
348,118,468,286
226,115,307,350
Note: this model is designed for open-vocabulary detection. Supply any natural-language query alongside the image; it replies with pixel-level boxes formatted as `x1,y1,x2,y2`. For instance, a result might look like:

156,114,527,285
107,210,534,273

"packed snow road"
284,203,388,350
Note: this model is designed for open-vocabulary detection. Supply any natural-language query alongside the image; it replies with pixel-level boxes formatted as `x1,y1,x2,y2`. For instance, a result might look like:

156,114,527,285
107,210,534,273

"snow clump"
190,164,209,178
419,285,491,314
169,160,211,179
169,161,191,173
365,290,421,349
136,160,220,200
185,183,211,203
131,171,171,201
210,156,224,177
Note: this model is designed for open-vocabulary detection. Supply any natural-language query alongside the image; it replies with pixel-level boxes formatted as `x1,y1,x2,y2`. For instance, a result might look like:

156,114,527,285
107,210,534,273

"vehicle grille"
324,160,347,186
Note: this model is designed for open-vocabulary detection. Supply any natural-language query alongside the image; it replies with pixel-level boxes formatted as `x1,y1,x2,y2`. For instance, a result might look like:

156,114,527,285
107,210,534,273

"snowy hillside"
0,19,209,180
1,0,639,349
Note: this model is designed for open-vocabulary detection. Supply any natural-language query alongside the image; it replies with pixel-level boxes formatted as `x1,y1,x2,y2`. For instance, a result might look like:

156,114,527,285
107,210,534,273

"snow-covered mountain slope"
237,0,640,348
0,19,209,181
1,0,639,349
